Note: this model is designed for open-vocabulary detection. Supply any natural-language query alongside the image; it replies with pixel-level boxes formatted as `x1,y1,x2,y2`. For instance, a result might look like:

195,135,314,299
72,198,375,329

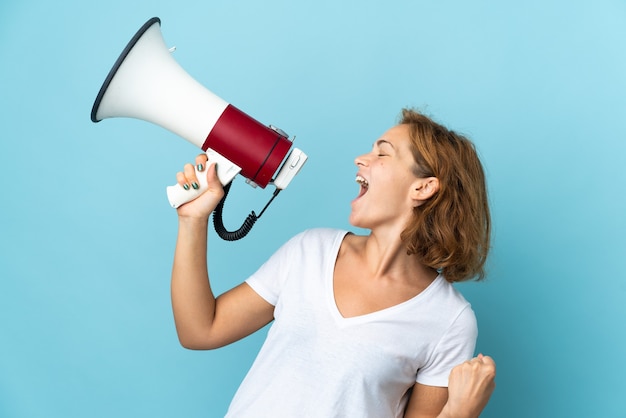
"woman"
171,108,494,417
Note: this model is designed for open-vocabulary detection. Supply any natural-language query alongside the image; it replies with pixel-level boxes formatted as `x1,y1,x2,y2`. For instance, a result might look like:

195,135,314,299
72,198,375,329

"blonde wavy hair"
399,109,491,282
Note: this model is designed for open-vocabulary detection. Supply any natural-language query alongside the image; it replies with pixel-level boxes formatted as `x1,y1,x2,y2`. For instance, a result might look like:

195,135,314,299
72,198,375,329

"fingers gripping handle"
166,149,242,208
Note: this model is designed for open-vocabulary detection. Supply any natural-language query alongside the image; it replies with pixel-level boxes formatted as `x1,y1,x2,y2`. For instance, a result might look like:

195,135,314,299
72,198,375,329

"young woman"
171,108,494,417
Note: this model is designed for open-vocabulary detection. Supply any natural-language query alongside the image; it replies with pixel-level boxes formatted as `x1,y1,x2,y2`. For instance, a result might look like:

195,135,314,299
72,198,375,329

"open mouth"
355,175,369,198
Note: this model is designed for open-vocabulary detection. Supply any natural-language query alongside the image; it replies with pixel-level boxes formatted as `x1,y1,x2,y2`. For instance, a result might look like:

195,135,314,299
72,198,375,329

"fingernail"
183,183,190,191
191,182,199,190
197,163,204,172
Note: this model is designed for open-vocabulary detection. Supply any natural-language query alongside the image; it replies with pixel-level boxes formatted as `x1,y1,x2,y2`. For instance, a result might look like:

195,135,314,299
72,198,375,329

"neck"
357,226,437,284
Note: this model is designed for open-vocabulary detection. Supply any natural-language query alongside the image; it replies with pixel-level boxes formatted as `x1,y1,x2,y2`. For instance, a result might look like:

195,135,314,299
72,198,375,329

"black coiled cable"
212,181,281,241
212,182,258,241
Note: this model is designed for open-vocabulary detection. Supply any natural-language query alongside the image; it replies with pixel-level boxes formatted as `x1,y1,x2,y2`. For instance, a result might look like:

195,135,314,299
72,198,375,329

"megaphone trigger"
166,149,241,208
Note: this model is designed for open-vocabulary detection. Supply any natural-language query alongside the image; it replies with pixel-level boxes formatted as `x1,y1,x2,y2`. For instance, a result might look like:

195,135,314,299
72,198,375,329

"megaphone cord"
212,182,282,241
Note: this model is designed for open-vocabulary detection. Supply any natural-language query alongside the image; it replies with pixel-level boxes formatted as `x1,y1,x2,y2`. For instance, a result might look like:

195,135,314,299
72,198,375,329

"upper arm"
186,282,275,349
418,305,478,386
404,383,448,418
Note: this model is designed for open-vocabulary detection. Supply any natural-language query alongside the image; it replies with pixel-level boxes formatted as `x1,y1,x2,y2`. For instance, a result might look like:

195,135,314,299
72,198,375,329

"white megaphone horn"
91,17,307,240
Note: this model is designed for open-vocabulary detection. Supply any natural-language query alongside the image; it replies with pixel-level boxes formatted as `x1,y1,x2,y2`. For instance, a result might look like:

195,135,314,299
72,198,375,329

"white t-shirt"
225,228,477,418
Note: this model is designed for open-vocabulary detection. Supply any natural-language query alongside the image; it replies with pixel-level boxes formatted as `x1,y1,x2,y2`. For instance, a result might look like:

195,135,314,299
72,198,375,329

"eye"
376,149,389,157
372,139,394,157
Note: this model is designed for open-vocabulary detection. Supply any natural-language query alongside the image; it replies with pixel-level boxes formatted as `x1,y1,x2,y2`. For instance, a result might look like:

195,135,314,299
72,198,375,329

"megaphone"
91,17,307,240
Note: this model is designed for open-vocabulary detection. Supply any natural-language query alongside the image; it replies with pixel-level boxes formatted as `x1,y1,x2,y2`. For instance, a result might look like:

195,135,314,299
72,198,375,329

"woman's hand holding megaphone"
167,149,242,210
174,154,225,219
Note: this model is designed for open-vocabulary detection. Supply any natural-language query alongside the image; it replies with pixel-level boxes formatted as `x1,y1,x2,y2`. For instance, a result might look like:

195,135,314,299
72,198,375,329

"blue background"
1,1,625,417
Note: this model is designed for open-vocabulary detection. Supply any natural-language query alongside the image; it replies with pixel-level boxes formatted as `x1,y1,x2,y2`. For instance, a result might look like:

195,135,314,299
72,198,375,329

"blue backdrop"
1,1,625,417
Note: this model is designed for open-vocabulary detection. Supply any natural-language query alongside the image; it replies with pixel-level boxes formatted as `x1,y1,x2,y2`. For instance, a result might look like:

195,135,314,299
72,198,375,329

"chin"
348,212,369,229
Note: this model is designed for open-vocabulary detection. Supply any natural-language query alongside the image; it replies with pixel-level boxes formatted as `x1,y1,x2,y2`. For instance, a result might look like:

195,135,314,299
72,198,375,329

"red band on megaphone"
202,105,292,188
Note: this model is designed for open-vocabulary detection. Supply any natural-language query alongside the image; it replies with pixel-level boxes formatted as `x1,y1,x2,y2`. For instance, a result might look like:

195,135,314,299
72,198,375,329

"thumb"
205,162,223,189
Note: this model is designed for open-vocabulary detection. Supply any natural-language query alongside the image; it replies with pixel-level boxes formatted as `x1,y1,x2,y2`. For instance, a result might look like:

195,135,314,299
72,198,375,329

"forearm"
171,216,216,348
436,405,469,418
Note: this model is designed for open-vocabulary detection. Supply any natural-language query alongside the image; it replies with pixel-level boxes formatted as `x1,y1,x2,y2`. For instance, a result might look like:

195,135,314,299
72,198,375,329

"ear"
410,177,440,206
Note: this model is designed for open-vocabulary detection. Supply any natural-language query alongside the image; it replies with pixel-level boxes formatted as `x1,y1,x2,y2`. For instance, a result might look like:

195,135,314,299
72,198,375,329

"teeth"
355,175,369,188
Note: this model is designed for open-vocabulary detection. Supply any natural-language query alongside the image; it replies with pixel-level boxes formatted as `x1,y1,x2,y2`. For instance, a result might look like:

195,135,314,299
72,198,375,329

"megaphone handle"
166,150,241,208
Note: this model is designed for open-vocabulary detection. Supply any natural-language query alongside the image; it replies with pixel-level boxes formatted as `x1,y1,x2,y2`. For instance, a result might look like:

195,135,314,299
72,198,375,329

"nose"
354,152,369,167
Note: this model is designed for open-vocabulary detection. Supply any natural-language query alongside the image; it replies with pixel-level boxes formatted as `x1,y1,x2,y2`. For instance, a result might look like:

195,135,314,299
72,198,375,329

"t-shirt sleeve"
244,232,305,306
415,304,478,387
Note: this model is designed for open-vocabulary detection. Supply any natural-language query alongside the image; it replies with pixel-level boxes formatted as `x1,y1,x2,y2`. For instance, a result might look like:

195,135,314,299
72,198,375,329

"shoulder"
287,228,350,247
298,227,349,240
266,228,349,263
432,277,473,309
426,277,477,330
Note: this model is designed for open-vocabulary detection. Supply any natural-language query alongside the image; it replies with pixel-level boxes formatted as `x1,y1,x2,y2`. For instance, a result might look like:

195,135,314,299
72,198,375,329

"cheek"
381,167,413,188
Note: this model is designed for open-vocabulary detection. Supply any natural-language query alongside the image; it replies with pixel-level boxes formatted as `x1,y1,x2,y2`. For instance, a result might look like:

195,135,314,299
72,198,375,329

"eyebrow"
374,139,395,149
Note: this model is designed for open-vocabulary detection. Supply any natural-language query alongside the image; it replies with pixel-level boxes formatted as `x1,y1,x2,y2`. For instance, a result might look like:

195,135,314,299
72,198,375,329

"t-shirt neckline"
326,230,444,326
